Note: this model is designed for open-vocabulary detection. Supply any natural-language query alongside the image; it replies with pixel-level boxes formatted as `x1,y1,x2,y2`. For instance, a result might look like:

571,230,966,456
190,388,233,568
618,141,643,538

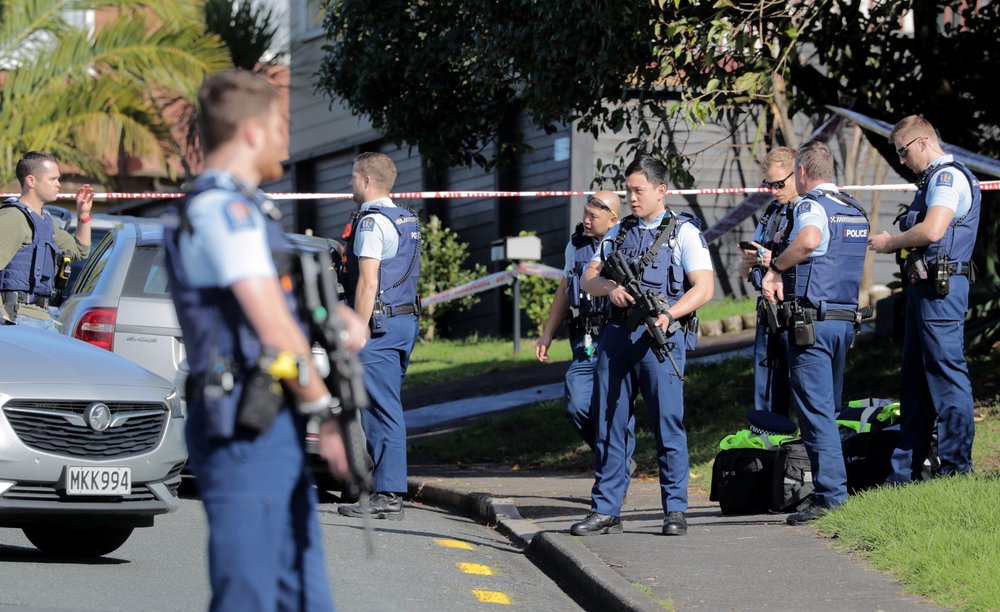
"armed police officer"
571,155,714,537
740,146,798,416
337,152,421,521
869,115,981,482
536,190,631,452
761,141,870,524
0,152,95,330
163,69,352,611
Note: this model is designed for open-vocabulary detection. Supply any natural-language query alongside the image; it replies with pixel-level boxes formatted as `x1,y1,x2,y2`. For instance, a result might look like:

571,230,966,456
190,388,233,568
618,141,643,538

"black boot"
570,512,622,536
662,511,687,536
338,492,405,520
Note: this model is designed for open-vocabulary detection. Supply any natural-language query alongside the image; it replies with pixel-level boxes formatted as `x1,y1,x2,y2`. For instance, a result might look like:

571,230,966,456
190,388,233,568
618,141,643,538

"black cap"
747,410,797,436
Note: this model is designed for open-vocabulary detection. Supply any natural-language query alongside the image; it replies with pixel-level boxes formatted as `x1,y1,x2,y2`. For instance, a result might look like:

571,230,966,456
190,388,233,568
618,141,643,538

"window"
71,234,114,297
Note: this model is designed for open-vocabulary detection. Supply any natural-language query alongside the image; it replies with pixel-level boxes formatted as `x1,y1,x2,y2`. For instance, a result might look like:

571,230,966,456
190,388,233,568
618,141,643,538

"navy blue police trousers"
591,321,687,517
786,319,853,509
186,406,335,612
889,277,975,482
360,313,419,494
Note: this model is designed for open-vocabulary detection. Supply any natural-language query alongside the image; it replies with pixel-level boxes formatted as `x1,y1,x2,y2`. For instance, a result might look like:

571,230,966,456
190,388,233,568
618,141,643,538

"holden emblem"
84,403,112,432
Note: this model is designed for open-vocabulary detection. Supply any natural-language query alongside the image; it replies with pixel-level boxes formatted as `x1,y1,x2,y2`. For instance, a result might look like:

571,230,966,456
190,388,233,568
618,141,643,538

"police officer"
162,69,351,611
571,155,715,537
869,115,980,482
0,151,94,330
536,190,629,451
762,141,870,524
740,146,798,416
337,152,421,521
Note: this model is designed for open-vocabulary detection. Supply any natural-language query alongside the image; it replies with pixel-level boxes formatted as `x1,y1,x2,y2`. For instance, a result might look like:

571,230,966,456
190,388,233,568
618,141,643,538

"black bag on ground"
771,441,813,512
710,448,776,515
841,426,900,493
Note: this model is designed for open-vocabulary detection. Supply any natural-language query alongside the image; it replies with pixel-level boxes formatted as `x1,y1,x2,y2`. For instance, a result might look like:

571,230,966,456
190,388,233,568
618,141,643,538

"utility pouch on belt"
236,365,283,433
934,255,950,297
904,252,929,285
791,305,815,347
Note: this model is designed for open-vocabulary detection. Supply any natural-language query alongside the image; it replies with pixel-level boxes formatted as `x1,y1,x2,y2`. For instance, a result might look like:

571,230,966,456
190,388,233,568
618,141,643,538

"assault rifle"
292,247,373,502
602,249,685,380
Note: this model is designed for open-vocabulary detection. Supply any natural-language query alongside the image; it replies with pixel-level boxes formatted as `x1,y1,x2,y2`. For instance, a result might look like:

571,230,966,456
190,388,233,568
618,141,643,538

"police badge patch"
358,216,376,232
936,171,954,187
223,201,256,231
796,201,812,214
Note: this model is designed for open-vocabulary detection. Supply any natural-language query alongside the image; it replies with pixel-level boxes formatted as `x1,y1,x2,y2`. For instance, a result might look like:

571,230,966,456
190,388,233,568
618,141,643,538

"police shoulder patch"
223,200,256,232
796,201,813,215
358,216,376,232
935,171,954,187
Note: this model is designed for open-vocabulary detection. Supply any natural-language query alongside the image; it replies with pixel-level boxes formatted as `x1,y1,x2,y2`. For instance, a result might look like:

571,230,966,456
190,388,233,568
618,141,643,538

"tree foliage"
0,0,231,185
318,0,1000,348
204,0,284,71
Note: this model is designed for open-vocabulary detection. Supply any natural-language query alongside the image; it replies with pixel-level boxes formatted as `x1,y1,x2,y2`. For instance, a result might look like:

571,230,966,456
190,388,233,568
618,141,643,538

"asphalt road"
0,496,583,611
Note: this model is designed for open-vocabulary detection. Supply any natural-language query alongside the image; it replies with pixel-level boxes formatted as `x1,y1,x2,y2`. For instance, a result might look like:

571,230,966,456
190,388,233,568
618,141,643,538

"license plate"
66,467,132,496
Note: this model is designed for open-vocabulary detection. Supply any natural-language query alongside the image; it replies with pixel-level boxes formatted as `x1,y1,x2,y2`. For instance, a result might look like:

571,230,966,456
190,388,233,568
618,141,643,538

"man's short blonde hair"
354,152,397,192
890,115,939,145
763,146,796,174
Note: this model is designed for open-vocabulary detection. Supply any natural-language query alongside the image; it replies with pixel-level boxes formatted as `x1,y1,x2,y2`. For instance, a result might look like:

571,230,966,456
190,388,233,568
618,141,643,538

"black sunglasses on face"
761,170,795,190
896,136,923,157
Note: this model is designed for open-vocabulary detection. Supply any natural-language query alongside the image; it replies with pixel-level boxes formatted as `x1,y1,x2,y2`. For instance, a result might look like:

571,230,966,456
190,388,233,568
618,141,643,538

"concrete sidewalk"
407,465,939,611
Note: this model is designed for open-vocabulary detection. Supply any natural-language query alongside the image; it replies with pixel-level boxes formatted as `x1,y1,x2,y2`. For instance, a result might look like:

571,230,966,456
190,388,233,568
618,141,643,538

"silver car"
57,220,353,496
0,326,185,557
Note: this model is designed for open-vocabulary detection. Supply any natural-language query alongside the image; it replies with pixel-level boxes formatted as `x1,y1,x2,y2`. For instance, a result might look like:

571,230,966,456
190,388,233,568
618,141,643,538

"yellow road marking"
433,538,475,550
472,590,511,604
457,562,493,575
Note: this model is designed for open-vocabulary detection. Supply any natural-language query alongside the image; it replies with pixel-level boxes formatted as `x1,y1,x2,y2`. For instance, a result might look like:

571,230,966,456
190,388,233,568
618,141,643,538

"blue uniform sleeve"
185,190,275,287
675,223,714,273
353,212,399,260
788,198,831,257
926,168,970,219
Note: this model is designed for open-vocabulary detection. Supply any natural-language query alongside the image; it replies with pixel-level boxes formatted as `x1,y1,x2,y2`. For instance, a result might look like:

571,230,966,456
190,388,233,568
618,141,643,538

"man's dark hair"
16,151,57,187
198,69,279,153
624,155,668,187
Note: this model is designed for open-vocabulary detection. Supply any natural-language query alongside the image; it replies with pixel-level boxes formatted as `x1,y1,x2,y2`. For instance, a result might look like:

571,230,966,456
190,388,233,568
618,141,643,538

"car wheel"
22,525,135,558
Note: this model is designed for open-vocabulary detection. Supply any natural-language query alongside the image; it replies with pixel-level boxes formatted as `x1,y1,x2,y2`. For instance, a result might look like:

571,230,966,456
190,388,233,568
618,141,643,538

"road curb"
408,476,663,612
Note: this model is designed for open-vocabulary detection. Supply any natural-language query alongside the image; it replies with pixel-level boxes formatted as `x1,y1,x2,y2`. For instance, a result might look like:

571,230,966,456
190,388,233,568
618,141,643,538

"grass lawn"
405,336,573,387
407,335,1000,611
817,474,1000,611
695,296,757,322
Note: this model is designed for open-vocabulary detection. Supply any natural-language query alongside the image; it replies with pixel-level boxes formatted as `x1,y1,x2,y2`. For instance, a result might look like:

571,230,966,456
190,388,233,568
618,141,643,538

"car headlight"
166,390,185,419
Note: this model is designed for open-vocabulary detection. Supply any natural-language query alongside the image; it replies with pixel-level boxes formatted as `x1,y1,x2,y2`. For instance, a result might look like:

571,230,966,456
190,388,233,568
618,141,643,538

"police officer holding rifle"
572,155,714,537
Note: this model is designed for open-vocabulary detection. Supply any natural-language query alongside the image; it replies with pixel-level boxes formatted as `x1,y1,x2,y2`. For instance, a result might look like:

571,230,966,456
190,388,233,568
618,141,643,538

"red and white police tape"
421,262,564,307
10,180,1000,202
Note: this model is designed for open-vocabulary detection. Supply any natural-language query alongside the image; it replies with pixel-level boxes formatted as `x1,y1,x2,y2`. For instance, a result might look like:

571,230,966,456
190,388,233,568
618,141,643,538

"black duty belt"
939,262,971,278
800,306,873,323
2,291,48,309
384,303,419,317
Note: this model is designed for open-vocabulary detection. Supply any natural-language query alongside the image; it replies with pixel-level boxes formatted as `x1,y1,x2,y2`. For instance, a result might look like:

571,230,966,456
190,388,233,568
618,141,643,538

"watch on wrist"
769,260,783,274
78,214,92,223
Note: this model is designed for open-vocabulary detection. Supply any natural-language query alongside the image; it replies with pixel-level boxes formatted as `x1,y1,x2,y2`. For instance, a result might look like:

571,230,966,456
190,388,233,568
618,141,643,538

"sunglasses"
896,136,923,157
761,170,795,190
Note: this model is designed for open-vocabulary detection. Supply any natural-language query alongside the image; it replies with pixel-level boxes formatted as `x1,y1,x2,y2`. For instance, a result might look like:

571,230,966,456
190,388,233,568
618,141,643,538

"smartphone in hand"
738,241,756,251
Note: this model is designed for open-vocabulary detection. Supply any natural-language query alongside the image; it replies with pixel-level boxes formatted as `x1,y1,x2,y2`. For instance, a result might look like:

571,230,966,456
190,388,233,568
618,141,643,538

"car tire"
22,524,134,558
